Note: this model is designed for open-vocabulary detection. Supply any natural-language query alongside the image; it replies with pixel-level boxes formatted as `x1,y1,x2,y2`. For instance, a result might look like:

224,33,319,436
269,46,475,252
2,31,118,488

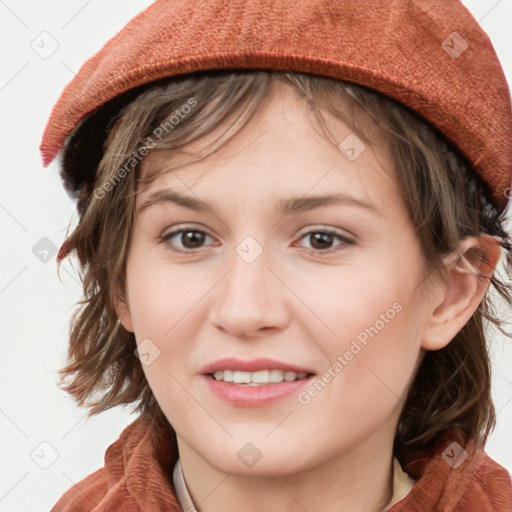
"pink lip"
200,357,314,375
202,374,315,407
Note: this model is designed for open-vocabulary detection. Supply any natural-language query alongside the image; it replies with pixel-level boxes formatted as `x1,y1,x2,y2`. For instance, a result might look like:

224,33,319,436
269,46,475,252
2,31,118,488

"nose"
208,244,289,339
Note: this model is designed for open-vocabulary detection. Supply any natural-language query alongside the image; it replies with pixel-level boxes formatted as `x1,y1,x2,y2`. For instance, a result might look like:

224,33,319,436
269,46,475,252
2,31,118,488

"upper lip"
200,357,315,375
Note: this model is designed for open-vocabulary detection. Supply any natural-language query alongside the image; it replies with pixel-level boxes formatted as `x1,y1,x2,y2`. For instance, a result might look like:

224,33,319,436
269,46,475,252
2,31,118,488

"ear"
421,234,502,351
114,286,134,333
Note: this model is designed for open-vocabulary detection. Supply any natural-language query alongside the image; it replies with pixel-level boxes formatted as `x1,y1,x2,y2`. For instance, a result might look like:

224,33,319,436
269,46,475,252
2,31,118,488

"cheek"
320,297,420,401
126,246,210,338
294,310,422,451
294,251,420,353
294,247,425,414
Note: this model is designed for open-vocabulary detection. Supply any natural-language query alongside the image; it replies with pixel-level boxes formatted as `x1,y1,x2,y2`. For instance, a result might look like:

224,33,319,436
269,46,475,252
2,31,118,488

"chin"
198,439,313,477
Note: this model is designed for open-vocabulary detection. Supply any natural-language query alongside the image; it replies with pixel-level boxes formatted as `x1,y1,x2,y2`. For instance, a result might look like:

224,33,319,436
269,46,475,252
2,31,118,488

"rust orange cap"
40,0,512,210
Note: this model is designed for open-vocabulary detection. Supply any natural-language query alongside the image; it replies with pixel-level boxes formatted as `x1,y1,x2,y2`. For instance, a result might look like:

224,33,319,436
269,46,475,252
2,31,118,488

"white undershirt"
172,456,415,512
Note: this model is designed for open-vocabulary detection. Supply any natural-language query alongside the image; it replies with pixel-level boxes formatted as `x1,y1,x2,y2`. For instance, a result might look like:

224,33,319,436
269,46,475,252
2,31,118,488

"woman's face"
118,81,434,476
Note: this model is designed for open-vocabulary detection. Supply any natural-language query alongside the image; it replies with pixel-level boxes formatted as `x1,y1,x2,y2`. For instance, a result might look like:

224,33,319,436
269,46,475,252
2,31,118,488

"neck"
176,428,396,512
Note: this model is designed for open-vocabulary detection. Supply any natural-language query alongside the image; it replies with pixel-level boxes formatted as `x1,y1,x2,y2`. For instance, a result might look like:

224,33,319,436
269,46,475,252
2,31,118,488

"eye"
159,225,354,255
295,227,354,254
159,227,214,253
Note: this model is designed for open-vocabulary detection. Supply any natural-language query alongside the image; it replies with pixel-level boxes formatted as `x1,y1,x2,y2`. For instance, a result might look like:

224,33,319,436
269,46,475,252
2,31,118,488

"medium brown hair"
56,70,512,453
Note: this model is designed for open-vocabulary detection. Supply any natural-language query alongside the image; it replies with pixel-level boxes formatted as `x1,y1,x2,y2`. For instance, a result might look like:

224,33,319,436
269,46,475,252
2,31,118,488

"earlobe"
114,291,134,333
421,234,501,351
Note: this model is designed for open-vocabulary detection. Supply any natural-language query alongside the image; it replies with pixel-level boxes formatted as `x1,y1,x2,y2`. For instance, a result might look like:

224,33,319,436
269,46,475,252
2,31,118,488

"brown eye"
161,229,212,252
308,232,335,250
297,228,354,254
179,230,206,249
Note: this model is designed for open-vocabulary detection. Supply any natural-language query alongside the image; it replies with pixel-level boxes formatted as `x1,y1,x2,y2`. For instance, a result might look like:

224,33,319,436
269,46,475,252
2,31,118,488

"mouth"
208,369,315,386
200,358,316,405
203,370,316,407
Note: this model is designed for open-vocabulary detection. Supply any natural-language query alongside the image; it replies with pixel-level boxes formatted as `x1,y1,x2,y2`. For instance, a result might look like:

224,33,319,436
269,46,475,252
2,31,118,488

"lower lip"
202,374,314,407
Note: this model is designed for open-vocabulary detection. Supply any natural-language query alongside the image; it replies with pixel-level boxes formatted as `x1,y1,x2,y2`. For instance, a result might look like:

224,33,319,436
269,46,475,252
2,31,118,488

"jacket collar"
94,413,511,512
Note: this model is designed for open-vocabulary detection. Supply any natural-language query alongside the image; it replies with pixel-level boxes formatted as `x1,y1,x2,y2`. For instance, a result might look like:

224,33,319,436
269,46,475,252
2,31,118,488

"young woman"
41,1,512,510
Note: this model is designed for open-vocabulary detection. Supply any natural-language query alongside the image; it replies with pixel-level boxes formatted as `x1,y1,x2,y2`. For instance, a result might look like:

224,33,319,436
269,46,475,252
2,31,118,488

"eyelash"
158,225,354,256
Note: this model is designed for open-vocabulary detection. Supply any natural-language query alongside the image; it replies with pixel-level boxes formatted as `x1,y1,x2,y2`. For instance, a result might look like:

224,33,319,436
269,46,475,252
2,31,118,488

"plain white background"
0,1,511,510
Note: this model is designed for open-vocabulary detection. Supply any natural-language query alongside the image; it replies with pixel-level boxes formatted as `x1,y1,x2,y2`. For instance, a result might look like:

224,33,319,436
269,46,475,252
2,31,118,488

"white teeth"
233,371,251,384
269,369,284,382
211,369,310,384
252,370,270,383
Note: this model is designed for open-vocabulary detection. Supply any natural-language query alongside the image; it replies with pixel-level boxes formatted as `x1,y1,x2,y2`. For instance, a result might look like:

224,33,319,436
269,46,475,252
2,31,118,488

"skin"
115,81,501,512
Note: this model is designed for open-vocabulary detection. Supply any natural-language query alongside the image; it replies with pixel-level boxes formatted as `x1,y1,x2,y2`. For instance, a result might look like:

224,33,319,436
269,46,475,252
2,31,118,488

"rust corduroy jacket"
50,414,512,512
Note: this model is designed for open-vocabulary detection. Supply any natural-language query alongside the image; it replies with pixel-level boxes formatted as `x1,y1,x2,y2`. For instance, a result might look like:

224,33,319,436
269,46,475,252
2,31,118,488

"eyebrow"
137,189,383,217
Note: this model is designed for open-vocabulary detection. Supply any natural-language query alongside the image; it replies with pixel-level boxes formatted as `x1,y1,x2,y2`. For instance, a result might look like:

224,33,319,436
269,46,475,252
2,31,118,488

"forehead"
136,82,399,216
